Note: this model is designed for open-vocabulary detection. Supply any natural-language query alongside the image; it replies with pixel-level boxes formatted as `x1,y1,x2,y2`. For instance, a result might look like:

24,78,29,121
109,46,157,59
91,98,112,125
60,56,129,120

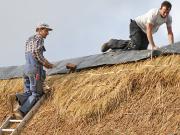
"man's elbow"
168,32,174,40
168,31,173,36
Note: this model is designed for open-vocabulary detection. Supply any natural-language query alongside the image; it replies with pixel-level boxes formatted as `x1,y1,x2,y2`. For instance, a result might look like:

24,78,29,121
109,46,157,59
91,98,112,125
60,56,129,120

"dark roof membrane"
0,42,180,80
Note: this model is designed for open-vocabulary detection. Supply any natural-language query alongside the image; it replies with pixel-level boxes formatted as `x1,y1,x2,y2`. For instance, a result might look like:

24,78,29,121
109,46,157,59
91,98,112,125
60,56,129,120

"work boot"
13,104,20,112
14,109,24,119
101,42,110,52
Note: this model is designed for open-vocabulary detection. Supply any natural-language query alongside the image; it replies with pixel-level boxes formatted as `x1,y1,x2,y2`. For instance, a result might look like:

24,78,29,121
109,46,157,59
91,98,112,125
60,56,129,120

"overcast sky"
0,0,179,67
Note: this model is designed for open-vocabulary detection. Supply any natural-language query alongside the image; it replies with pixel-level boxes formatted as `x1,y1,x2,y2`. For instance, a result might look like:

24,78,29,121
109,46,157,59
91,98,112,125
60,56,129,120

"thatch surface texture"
0,55,180,135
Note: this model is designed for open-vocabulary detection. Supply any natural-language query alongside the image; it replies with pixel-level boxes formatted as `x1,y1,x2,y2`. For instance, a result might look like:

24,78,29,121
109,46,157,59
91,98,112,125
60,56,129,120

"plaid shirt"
25,34,48,66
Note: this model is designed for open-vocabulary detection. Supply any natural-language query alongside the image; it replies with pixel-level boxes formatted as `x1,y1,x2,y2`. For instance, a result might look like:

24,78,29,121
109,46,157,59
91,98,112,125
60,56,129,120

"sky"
0,0,179,67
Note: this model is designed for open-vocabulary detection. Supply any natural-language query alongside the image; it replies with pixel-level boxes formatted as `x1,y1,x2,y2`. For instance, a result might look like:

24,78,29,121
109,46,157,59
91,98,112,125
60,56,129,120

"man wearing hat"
14,23,54,118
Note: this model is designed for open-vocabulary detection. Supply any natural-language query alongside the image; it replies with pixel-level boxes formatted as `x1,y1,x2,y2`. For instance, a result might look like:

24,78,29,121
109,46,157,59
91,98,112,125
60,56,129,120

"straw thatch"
0,55,180,135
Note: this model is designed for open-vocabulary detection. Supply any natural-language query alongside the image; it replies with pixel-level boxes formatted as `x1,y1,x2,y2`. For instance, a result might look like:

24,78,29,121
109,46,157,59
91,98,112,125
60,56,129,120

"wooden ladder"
0,94,46,135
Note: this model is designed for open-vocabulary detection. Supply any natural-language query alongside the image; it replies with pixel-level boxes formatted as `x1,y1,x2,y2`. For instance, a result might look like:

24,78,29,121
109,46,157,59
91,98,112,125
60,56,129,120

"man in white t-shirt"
101,1,174,52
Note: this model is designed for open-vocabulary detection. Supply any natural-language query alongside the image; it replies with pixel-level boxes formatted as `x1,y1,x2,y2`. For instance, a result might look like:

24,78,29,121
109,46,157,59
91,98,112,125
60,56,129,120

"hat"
36,23,53,31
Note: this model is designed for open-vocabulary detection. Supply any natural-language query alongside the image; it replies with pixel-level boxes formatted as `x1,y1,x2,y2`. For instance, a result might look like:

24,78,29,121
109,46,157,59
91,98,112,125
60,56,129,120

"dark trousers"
129,19,149,50
107,19,149,50
16,70,46,115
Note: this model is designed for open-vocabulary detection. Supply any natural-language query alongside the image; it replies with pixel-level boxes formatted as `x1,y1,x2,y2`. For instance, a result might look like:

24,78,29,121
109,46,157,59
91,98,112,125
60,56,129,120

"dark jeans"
107,19,149,50
106,39,130,50
129,19,149,50
16,70,46,115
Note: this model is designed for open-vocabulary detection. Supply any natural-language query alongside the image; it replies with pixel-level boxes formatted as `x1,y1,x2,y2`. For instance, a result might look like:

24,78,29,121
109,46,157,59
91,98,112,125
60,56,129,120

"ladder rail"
0,116,12,135
11,94,46,135
0,93,47,135
0,116,12,129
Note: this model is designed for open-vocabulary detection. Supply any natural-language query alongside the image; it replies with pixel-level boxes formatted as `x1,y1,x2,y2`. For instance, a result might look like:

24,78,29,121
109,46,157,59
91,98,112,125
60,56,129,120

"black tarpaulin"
0,42,179,80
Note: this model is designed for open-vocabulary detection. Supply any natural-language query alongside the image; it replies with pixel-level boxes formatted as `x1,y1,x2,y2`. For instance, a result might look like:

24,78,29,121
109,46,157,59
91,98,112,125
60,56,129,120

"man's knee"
16,92,31,105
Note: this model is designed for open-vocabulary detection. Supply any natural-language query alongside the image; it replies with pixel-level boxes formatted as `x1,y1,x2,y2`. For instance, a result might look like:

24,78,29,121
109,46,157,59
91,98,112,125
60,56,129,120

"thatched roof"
0,54,179,135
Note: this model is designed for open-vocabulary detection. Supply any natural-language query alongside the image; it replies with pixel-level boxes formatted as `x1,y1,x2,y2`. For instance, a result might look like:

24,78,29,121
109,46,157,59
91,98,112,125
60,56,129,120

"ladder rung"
0,94,47,135
9,119,22,123
1,128,15,132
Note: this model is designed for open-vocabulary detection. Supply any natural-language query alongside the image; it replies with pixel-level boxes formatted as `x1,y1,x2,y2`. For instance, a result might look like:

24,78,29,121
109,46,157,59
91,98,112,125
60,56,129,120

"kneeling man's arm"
146,23,158,49
167,26,174,45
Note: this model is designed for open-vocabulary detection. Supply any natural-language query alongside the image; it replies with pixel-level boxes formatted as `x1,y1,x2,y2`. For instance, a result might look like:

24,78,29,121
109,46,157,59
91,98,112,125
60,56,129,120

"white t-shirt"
135,8,172,34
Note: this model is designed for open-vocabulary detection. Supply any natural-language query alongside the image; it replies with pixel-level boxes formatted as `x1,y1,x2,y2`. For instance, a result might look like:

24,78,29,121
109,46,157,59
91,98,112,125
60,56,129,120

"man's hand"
44,61,55,69
47,63,55,69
